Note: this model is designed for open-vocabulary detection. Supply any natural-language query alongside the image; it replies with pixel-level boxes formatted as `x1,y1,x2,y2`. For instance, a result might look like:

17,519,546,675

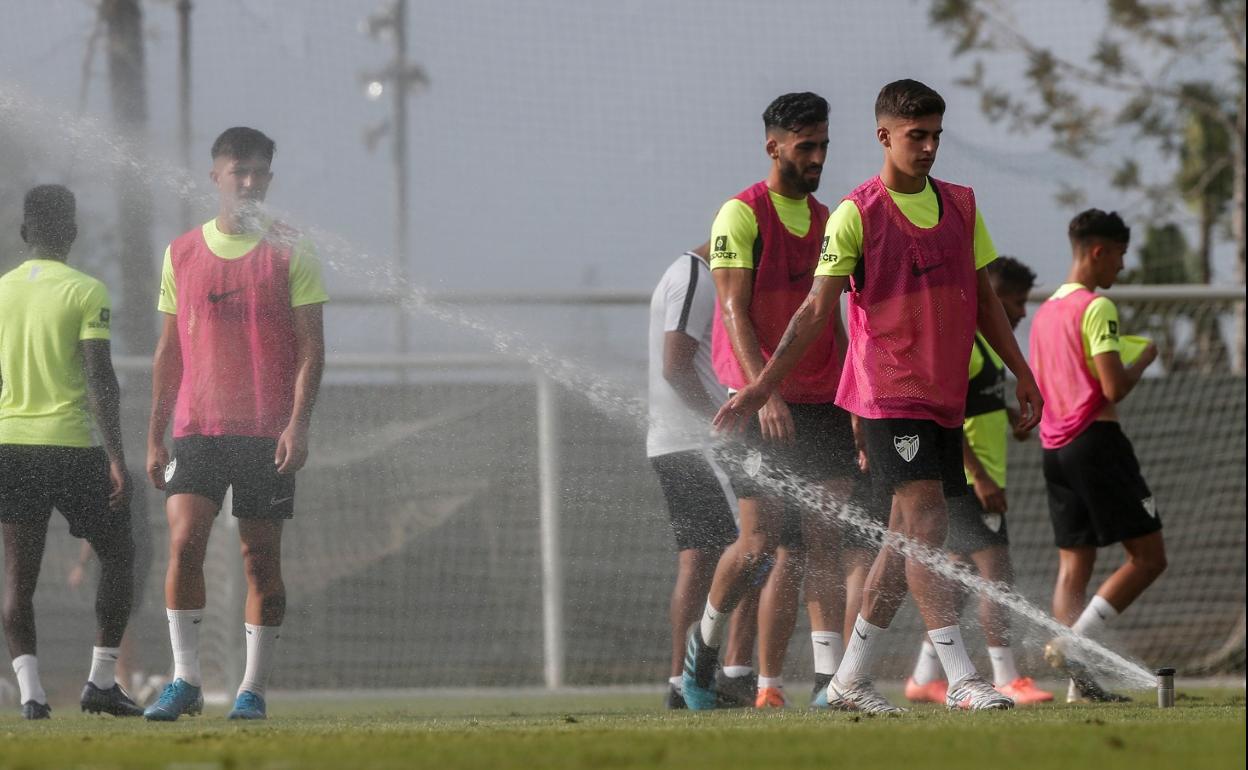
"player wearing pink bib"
683,93,857,711
144,128,327,722
1030,209,1165,703
716,80,1044,712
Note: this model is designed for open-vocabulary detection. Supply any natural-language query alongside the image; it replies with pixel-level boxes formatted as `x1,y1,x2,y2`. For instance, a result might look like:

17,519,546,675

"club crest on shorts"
743,448,763,478
1142,496,1157,518
164,458,177,484
983,513,1003,533
893,435,920,463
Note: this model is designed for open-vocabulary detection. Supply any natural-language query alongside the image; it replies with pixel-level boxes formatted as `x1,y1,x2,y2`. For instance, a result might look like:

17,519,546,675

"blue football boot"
227,690,267,720
680,624,719,711
144,678,204,721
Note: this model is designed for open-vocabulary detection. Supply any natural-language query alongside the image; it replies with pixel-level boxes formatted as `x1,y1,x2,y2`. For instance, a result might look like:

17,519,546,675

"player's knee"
1130,548,1167,580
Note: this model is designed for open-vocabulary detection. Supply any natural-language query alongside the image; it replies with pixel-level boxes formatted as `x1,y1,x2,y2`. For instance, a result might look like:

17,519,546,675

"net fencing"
4,288,1242,700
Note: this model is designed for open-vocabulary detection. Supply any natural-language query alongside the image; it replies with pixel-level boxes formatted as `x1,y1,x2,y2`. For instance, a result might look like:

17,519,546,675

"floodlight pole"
392,0,410,364
176,0,192,231
536,373,566,690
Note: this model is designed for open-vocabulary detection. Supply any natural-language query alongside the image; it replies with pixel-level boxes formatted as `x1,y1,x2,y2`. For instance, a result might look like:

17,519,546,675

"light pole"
361,0,428,357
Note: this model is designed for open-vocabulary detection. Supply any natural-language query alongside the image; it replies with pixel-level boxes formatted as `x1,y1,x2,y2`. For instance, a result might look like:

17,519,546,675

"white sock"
928,625,977,688
811,631,843,675
668,675,683,691
1071,595,1119,638
12,654,46,705
238,623,280,698
167,608,204,686
757,675,783,689
988,646,1021,687
699,601,728,649
912,640,944,685
836,615,887,682
88,646,121,689
722,665,753,678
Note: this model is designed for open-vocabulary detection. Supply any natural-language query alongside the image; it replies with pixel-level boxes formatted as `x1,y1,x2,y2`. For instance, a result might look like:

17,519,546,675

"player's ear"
876,125,890,148
765,134,779,160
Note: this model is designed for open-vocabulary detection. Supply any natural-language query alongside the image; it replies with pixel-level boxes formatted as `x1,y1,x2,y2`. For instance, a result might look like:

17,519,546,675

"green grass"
1,687,1242,770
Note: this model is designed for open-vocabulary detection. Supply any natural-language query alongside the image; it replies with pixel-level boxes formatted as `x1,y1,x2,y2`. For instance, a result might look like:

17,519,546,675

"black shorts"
165,435,296,519
0,445,130,546
841,471,890,552
946,487,1010,556
860,417,967,499
717,401,856,500
651,450,737,552
1043,422,1161,548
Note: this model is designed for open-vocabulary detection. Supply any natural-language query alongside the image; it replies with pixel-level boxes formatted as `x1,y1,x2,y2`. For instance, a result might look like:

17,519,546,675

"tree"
930,0,1246,368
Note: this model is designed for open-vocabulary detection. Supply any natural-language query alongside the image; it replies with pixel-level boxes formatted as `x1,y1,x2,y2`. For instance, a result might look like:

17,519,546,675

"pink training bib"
1031,287,1107,449
169,225,298,439
711,181,839,403
835,176,979,428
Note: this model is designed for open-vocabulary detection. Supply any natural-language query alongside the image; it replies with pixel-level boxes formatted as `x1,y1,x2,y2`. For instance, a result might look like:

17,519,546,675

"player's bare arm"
662,331,718,419
1093,342,1157,403
711,266,794,443
713,274,847,433
147,313,182,490
82,338,129,510
974,269,1042,432
962,432,1005,514
275,303,325,474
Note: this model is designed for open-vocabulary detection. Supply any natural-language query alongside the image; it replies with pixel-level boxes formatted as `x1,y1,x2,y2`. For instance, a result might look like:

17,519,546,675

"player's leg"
968,543,1051,704
1,447,55,719
716,585,759,707
2,514,52,718
803,480,851,707
755,539,803,707
227,435,296,720
667,546,717,705
684,493,783,709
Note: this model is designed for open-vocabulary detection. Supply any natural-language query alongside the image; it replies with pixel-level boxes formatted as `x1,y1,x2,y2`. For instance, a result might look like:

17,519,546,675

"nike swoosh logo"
270,496,294,506
910,262,944,278
192,618,202,625
1094,610,1107,620
855,629,867,640
788,268,813,282
934,639,954,646
815,640,830,646
208,288,244,303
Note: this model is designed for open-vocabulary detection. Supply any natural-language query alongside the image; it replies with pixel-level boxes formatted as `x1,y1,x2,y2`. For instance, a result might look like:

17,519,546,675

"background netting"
7,292,1242,698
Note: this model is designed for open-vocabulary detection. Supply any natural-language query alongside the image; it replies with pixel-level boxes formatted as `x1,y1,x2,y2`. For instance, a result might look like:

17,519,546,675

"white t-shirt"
647,251,727,457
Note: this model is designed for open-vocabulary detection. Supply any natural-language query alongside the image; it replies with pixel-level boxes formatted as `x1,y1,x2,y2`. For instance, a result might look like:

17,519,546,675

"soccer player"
647,243,760,709
1030,209,1165,703
0,185,142,719
143,127,327,721
715,80,1044,712
904,256,1053,705
683,92,856,710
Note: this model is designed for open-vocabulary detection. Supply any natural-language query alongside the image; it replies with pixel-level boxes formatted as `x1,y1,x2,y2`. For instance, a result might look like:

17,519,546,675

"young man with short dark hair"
716,80,1044,712
0,185,140,719
145,127,327,721
1030,209,1165,703
683,92,856,710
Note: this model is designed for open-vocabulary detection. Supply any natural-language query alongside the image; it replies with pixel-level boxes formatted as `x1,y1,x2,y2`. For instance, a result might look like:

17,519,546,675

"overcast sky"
0,0,1234,358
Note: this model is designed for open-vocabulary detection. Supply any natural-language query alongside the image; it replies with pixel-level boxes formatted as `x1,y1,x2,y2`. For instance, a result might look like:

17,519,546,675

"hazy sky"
0,0,1234,357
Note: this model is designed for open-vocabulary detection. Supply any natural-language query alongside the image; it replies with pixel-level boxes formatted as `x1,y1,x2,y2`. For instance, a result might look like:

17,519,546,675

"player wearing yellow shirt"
1032,209,1165,703
0,186,141,719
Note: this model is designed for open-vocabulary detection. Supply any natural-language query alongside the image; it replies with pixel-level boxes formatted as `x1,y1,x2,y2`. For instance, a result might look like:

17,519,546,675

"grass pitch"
0,685,1242,769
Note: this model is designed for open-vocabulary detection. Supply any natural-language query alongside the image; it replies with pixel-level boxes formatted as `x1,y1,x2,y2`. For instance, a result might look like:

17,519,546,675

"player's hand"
1014,375,1043,433
275,423,309,474
851,413,869,472
1138,341,1159,369
972,474,1007,514
758,393,795,445
147,442,169,490
108,459,130,512
713,382,772,434
67,562,87,590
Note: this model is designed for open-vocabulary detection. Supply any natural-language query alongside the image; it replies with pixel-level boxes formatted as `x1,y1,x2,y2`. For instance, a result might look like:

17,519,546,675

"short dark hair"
211,126,276,162
22,185,76,255
875,79,946,121
762,92,829,134
987,255,1037,294
1068,208,1130,248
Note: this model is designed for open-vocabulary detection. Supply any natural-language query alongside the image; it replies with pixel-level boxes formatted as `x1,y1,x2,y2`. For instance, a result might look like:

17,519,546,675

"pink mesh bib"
1031,287,1107,449
169,225,298,439
835,176,978,428
710,181,839,403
